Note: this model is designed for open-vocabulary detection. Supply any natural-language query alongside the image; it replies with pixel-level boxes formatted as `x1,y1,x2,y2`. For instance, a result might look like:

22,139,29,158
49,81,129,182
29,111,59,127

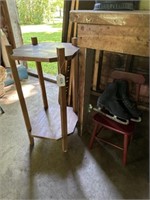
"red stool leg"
123,134,129,165
89,123,102,149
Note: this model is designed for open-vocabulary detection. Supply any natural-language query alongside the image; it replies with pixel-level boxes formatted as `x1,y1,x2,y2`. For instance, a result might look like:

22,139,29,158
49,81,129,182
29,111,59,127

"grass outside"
22,23,62,76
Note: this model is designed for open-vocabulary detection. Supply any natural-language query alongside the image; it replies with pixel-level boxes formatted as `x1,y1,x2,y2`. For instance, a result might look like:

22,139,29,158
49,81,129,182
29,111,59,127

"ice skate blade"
93,107,129,125
130,116,141,123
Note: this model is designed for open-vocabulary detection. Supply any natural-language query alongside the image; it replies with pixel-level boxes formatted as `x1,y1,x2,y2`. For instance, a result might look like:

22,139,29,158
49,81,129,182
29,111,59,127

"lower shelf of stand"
30,105,78,140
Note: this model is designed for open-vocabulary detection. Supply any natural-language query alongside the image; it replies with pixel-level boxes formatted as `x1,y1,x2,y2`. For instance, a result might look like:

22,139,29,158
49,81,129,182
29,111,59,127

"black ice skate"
94,82,130,125
115,79,142,122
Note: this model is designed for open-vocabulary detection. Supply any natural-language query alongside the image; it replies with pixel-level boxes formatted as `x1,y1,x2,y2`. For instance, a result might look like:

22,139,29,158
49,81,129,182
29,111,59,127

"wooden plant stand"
6,37,79,152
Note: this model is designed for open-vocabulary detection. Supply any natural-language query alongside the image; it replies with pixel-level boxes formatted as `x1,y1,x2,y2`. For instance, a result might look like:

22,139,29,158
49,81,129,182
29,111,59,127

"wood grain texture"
77,24,149,57
1,0,16,48
73,0,79,37
0,29,11,67
9,41,79,149
70,10,149,27
30,37,48,110
78,47,86,135
78,24,149,38
57,48,68,152
71,37,78,113
12,42,79,62
6,45,34,145
78,48,95,135
36,62,48,109
92,50,100,91
67,0,76,42
31,105,78,140
5,0,23,48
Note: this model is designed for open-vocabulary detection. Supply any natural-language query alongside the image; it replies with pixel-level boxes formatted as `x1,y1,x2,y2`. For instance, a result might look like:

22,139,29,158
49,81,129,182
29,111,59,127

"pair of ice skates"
94,80,141,125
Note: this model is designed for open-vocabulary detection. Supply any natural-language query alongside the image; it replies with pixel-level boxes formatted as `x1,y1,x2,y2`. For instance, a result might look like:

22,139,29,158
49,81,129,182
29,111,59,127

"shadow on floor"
82,110,149,199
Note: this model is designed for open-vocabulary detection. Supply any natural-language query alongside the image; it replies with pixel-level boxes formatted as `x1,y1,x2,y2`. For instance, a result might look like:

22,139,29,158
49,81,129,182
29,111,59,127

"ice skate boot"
115,79,142,122
94,82,130,125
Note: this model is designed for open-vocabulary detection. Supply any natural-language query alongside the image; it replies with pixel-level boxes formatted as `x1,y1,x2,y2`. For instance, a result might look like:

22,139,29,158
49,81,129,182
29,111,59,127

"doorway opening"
16,0,64,82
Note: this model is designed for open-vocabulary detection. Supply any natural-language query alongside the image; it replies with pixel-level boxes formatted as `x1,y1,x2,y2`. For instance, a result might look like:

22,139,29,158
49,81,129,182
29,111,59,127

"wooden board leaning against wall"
0,0,23,67
70,10,149,111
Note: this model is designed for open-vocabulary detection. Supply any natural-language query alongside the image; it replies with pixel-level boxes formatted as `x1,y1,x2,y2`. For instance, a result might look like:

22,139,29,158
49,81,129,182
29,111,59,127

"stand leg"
89,123,100,149
6,45,34,145
31,37,48,110
57,48,68,152
36,62,48,110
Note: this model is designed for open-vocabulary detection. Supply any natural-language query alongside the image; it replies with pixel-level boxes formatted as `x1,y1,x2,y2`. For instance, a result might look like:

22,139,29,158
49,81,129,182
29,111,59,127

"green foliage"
22,31,62,44
16,0,46,24
53,0,64,8
16,0,64,25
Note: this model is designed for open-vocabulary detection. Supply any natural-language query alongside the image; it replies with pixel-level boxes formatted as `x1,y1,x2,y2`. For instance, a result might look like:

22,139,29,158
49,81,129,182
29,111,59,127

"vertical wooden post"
67,0,76,42
67,0,79,42
31,37,48,110
67,63,73,106
31,37,38,45
92,50,100,91
78,47,86,135
66,59,72,106
78,48,95,135
36,62,48,110
73,0,79,37
57,48,68,152
71,37,78,113
5,45,34,145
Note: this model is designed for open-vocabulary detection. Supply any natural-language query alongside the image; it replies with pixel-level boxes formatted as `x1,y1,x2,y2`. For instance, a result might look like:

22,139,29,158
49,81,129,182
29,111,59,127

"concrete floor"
0,76,149,200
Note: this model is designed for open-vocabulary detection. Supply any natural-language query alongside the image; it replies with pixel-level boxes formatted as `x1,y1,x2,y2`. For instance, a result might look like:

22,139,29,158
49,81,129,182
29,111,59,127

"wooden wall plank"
70,10,149,27
77,33,149,57
78,24,149,38
78,22,149,56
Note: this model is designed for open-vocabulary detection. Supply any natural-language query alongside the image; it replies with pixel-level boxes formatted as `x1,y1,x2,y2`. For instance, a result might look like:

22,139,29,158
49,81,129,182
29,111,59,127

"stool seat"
93,113,135,135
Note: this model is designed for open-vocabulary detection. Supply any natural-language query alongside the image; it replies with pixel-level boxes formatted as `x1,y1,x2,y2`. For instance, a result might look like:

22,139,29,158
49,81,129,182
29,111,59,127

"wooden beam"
78,48,95,135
